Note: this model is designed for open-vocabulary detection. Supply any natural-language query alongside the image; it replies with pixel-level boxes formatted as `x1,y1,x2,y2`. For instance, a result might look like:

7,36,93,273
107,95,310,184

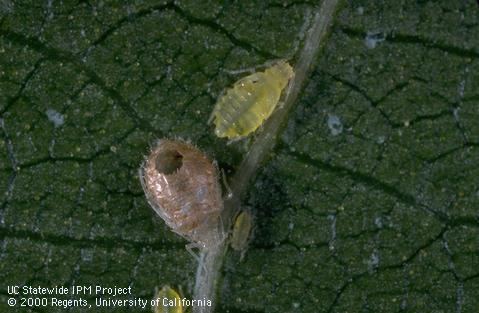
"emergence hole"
155,149,183,175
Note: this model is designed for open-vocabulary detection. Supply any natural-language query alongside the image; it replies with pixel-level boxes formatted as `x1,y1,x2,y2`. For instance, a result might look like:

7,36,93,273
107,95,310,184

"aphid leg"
223,59,285,76
263,58,285,69
239,250,246,262
223,65,258,75
277,100,286,109
186,243,210,275
189,243,209,277
277,75,294,110
221,168,233,199
217,216,227,244
207,108,216,125
185,242,202,264
278,73,295,110
226,135,245,145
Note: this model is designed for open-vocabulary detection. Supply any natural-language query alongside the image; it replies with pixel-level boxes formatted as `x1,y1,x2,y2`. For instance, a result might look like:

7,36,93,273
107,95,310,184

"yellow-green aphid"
231,210,253,260
210,60,294,139
154,286,183,313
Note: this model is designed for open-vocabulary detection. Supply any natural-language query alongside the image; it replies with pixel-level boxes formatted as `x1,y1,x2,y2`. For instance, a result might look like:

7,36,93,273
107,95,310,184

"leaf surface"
0,1,478,312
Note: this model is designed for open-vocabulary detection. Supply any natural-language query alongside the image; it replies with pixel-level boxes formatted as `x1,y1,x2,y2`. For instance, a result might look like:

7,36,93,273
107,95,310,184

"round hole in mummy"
155,149,183,175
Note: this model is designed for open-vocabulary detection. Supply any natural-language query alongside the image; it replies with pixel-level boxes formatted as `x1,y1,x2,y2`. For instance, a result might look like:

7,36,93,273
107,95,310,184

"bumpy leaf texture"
0,1,478,312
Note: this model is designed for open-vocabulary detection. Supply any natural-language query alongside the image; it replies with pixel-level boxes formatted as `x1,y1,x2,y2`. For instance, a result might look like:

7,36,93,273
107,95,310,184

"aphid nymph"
210,60,294,140
154,285,183,313
230,210,253,260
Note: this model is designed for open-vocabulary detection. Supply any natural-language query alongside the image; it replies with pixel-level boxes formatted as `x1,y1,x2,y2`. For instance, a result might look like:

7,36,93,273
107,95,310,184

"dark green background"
1,1,478,312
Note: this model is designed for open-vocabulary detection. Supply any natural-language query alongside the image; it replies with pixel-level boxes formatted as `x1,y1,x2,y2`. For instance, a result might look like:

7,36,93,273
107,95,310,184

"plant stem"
193,242,225,313
193,1,340,312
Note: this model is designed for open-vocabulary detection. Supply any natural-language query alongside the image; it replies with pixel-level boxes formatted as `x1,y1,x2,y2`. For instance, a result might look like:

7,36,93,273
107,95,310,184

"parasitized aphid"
154,285,183,313
139,139,223,248
209,60,294,139
230,210,253,260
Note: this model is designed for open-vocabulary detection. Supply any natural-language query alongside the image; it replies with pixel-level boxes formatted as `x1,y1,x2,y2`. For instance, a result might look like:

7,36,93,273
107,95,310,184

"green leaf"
1,1,478,313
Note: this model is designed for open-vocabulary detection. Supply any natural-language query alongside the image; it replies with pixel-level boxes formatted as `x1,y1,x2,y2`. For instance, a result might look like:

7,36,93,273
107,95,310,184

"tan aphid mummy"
139,139,223,248
210,60,294,139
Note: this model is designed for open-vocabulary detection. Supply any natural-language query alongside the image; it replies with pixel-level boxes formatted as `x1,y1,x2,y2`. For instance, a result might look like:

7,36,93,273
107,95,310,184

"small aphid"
154,286,183,313
139,140,223,248
210,60,294,139
230,210,253,260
